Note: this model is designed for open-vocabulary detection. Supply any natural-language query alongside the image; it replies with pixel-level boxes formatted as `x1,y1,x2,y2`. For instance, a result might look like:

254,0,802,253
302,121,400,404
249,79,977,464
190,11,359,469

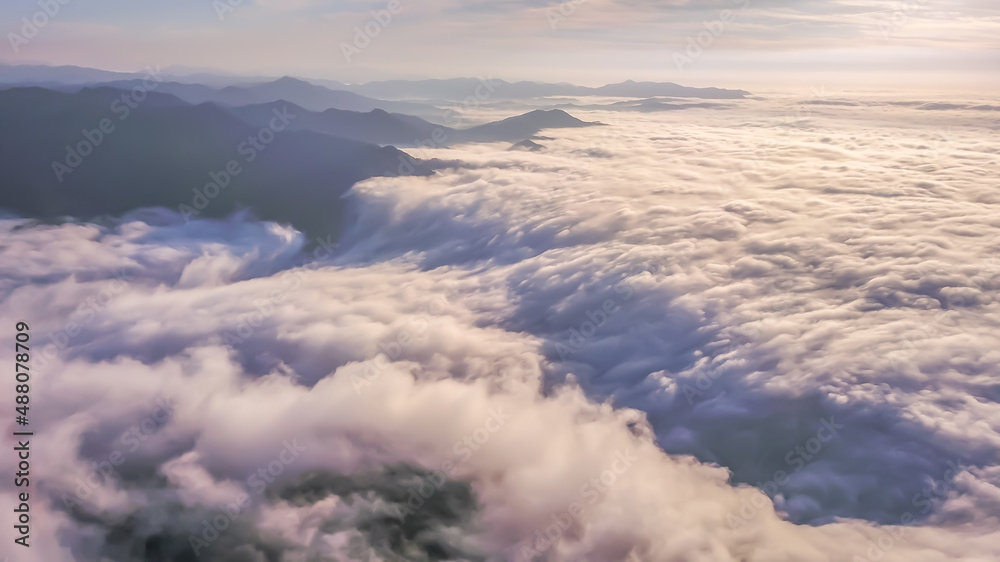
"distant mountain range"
323,78,750,101
455,108,596,142
581,99,727,112
0,86,600,235
0,75,436,117
228,103,439,146
0,64,750,103
0,87,435,237
0,64,742,236
229,102,598,147
0,63,271,87
0,64,143,84
105,76,435,115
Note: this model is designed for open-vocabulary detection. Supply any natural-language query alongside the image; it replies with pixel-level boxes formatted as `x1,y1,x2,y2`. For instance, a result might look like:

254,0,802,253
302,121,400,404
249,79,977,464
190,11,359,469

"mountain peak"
524,108,572,118
270,76,313,87
509,139,544,152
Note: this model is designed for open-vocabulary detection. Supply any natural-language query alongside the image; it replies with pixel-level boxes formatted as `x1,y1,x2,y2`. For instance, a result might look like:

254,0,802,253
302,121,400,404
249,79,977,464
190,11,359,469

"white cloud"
2,91,1000,560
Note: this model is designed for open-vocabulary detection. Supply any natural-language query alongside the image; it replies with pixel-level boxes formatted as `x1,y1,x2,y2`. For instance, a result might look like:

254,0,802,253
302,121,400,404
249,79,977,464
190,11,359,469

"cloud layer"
2,91,1000,560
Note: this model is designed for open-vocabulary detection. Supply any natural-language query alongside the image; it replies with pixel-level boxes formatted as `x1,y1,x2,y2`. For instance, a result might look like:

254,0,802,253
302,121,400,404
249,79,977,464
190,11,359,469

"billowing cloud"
2,91,1000,560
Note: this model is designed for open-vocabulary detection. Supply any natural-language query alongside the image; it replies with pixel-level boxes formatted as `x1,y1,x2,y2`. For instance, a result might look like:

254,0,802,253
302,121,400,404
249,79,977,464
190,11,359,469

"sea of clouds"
1,90,999,561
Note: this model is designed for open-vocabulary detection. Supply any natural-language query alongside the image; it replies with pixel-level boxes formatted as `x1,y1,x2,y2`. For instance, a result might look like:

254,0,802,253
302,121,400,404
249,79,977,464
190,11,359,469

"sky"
3,2,1000,560
1,0,998,89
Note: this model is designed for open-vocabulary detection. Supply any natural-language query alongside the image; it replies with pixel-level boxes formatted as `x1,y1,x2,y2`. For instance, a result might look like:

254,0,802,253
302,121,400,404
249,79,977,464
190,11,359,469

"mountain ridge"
0,87,436,237
0,64,750,103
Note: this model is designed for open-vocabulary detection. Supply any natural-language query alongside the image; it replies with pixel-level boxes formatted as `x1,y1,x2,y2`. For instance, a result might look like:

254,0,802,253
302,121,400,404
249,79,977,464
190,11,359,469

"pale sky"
2,0,998,89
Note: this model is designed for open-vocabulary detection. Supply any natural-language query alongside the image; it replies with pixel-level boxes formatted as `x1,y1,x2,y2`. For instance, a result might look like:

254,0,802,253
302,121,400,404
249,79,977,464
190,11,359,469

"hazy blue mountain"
597,99,726,112
306,78,356,91
591,80,747,98
229,103,599,146
456,109,598,142
0,73,440,116
339,78,749,100
0,87,434,237
0,63,143,84
85,76,435,115
508,139,545,152
339,78,510,100
0,63,271,87
214,77,433,113
91,80,228,104
229,102,443,146
0,64,749,104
